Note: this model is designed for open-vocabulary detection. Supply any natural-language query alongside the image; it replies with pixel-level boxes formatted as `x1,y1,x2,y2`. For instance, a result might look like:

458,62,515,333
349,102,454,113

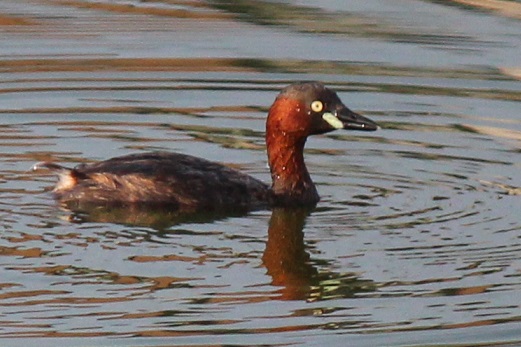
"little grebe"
34,82,378,211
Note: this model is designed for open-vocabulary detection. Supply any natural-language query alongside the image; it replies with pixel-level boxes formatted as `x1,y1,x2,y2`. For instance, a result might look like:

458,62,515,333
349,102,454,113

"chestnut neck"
266,99,319,206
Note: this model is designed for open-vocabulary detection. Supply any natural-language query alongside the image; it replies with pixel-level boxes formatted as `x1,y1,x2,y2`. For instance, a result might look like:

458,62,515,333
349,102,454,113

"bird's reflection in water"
263,207,317,300
64,204,376,301
64,202,249,231
263,207,376,301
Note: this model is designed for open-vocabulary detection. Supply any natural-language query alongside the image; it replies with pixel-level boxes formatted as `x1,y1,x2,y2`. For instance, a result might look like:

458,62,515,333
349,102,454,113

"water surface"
0,0,520,346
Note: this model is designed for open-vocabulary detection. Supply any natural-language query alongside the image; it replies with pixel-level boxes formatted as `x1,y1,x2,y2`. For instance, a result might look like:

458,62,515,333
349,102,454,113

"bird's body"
35,152,269,211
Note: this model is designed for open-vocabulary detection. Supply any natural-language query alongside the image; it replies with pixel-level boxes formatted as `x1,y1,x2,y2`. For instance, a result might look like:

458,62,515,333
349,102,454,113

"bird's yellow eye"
310,100,323,113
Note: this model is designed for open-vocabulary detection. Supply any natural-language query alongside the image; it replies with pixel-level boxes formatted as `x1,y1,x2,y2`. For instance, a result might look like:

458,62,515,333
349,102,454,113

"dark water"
1,0,520,346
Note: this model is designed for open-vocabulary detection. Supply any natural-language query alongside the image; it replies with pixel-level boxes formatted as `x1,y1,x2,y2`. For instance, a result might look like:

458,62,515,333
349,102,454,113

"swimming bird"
33,82,378,211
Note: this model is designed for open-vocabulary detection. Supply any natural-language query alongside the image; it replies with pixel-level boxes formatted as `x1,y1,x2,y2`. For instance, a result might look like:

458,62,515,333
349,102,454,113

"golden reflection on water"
436,0,521,19
47,0,228,20
0,57,516,79
0,14,33,26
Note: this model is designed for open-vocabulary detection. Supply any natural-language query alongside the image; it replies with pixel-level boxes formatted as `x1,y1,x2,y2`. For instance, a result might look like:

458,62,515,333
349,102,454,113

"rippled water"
1,0,521,346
